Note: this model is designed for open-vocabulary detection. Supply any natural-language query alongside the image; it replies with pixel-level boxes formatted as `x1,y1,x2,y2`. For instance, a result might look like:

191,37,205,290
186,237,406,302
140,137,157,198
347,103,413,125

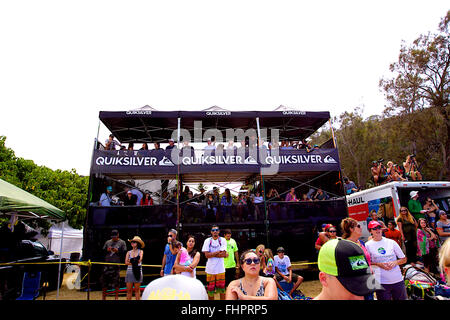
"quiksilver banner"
91,148,341,175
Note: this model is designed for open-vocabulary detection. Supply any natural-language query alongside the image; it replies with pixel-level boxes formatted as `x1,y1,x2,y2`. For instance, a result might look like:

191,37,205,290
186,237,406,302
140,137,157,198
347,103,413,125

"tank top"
239,278,265,298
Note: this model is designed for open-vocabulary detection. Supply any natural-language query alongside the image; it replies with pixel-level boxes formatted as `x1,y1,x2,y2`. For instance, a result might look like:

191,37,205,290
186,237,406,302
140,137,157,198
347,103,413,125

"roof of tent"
99,107,330,143
0,178,66,221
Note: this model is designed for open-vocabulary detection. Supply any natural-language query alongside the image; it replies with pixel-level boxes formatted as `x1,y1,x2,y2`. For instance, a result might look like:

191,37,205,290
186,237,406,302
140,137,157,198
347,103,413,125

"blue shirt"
163,244,177,275
99,193,111,206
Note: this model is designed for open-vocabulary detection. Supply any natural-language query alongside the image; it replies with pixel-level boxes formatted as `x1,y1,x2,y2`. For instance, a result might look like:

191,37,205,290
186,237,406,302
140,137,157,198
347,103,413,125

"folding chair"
16,271,42,300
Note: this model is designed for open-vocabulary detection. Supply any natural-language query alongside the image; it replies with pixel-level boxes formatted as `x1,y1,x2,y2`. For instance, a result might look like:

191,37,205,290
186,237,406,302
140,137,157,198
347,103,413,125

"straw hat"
128,236,145,248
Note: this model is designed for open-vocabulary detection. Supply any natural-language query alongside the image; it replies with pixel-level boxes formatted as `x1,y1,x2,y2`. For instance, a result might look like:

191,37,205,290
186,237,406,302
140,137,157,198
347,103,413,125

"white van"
346,181,450,240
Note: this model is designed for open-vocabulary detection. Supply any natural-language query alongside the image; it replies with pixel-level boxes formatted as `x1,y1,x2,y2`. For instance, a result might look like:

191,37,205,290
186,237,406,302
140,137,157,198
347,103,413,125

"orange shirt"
384,229,402,247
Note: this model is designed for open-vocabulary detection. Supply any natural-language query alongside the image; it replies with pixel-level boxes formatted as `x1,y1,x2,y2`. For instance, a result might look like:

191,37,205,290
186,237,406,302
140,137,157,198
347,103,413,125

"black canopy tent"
98,109,330,143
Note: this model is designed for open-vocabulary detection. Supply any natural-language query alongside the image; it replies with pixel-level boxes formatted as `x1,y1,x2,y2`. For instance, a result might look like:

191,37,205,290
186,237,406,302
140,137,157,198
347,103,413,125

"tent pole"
56,220,64,299
256,117,269,247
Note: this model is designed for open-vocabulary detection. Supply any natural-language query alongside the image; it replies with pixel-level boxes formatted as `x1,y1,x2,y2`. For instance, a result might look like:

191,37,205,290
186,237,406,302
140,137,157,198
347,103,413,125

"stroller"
403,264,450,300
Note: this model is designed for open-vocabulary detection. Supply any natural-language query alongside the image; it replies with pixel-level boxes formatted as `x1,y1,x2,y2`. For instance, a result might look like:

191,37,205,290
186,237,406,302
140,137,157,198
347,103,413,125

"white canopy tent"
38,223,83,260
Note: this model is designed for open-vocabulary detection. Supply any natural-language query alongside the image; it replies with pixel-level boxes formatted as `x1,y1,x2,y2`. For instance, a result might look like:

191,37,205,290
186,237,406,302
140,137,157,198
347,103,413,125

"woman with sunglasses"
341,218,374,300
423,197,439,228
365,221,408,300
225,250,277,300
255,244,267,275
396,206,418,265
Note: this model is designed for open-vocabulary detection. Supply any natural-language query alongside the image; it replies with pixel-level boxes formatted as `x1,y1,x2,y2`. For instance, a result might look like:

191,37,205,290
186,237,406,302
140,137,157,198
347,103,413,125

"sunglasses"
400,209,408,212
243,258,260,265
168,235,173,238
356,224,361,228
211,228,219,232
371,226,382,231
329,230,337,233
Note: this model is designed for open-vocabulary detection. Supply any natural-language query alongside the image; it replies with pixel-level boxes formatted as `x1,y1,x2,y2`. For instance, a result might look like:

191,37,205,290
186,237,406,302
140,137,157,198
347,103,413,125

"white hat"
410,191,419,198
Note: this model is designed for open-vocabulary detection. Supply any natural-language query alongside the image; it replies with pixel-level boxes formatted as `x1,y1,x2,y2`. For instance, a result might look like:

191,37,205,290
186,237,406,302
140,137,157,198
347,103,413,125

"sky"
0,1,448,176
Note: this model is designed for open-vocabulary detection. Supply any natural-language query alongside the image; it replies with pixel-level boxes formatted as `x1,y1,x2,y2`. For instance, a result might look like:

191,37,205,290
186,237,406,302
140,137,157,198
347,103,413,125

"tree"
0,136,89,230
380,11,450,179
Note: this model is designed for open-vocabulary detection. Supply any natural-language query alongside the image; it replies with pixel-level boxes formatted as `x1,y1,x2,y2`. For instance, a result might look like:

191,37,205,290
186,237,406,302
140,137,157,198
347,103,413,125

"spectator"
436,210,450,244
236,193,247,222
408,190,427,220
240,179,253,194
166,139,176,150
396,206,418,265
195,187,206,203
202,225,227,300
125,236,144,300
226,140,236,152
123,191,137,206
417,218,440,274
174,236,200,278
127,142,134,151
300,193,312,201
140,143,149,150
160,229,179,276
255,244,267,276
263,248,276,277
403,154,422,181
384,220,403,248
225,249,277,300
223,229,240,286
204,193,218,222
274,247,303,296
341,218,374,300
423,197,440,228
99,186,113,206
285,188,298,202
141,192,153,206
312,188,329,201
204,138,216,153
366,210,387,234
100,230,127,300
439,239,450,285
315,224,335,251
181,140,195,158
220,189,233,222
343,177,358,195
314,238,380,300
105,134,121,150
252,191,264,220
371,160,387,186
386,162,406,182
365,221,408,300
153,142,162,151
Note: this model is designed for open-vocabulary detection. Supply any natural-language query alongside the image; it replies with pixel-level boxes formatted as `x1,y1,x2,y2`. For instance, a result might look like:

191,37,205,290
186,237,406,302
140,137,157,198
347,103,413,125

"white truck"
346,181,450,240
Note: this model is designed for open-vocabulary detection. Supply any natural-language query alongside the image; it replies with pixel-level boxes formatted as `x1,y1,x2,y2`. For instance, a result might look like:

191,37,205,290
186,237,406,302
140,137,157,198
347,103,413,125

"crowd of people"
104,134,321,154
370,154,422,186
100,219,450,301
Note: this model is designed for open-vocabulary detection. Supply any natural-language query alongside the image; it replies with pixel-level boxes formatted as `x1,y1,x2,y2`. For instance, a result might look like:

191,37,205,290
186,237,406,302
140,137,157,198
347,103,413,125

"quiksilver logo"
323,155,337,164
282,111,306,115
205,111,231,116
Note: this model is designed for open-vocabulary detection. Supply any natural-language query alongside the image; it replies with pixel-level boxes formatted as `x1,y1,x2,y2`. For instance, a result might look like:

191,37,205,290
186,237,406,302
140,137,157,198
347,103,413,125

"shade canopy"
99,108,330,143
0,178,66,221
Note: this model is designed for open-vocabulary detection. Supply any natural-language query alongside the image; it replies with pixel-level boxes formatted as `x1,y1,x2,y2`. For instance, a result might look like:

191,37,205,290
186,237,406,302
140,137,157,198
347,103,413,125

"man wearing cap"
314,238,382,300
365,221,407,300
101,230,127,300
161,229,179,277
408,190,428,220
105,134,121,150
99,186,113,206
166,138,176,150
274,247,303,296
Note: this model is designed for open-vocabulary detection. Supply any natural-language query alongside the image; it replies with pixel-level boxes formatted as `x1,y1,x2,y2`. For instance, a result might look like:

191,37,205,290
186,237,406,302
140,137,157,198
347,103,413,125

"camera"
378,158,384,163
410,154,416,158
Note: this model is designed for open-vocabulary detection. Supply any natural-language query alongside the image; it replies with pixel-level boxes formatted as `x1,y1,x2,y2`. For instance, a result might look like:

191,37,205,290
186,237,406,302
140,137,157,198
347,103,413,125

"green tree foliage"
0,136,89,230
379,11,450,179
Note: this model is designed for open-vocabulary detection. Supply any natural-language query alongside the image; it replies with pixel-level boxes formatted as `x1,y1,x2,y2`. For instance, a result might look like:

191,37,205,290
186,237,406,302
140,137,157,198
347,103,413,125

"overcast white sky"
0,1,448,176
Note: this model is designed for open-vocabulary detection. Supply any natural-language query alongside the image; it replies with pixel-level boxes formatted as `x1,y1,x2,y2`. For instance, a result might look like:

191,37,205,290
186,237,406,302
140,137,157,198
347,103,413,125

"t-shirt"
265,258,275,276
131,189,143,206
365,237,405,285
274,255,291,276
164,244,177,275
224,238,238,269
202,237,227,275
99,193,111,206
384,229,403,247
344,181,357,194
436,220,450,242
103,239,127,263
408,199,425,220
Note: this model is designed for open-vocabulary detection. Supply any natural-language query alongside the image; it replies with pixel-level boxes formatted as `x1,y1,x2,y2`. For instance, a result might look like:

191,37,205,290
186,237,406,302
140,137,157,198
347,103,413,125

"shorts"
275,272,301,283
206,273,226,297
100,265,121,289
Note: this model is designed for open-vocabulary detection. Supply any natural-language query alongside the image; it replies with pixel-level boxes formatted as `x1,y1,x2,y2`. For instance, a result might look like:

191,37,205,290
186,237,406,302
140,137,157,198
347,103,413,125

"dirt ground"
38,273,322,300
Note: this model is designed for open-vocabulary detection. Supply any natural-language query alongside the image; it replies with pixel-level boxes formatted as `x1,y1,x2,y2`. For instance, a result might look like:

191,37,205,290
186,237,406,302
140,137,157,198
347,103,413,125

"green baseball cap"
318,238,382,296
